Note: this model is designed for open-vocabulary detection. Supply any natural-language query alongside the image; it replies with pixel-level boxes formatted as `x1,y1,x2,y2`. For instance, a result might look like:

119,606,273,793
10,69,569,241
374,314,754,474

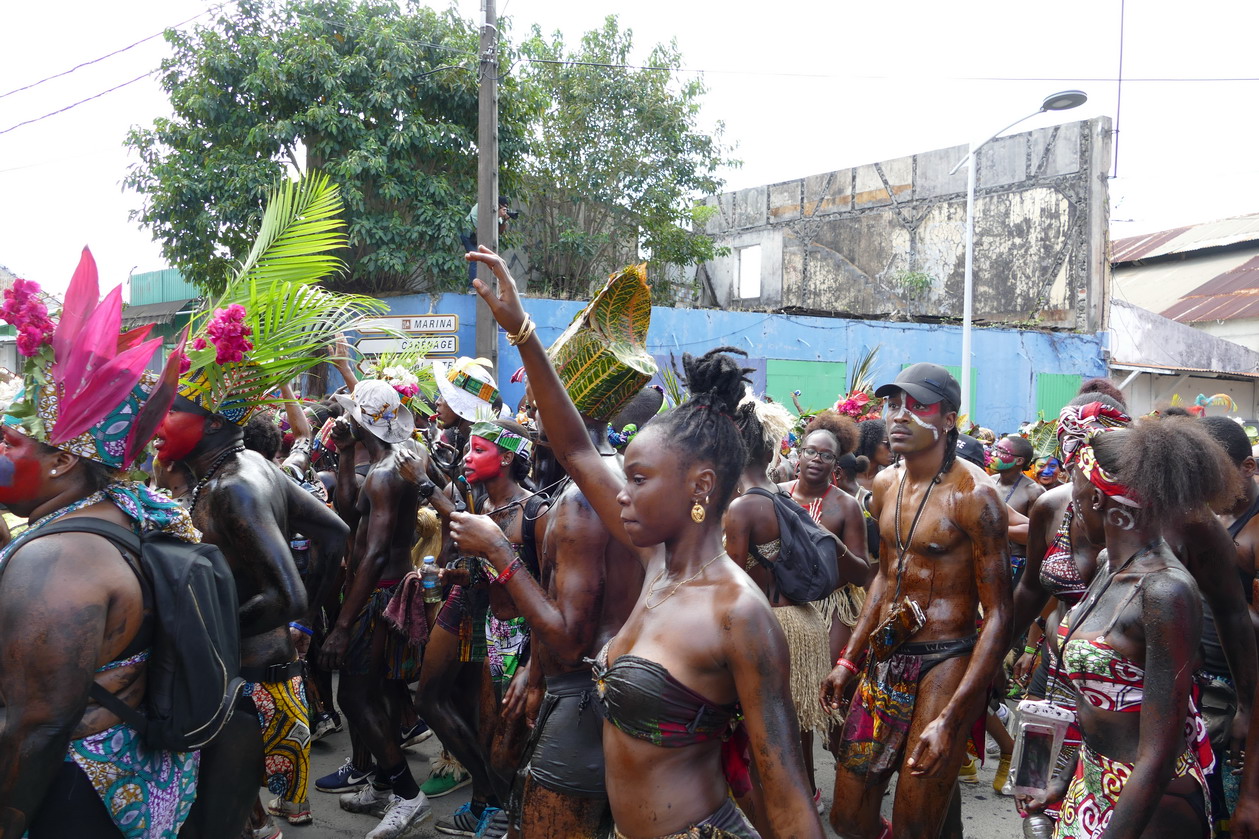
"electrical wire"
0,7,215,101
0,70,156,137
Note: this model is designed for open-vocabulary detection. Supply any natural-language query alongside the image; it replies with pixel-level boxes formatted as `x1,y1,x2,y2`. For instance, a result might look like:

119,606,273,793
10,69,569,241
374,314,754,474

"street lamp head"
1041,90,1088,112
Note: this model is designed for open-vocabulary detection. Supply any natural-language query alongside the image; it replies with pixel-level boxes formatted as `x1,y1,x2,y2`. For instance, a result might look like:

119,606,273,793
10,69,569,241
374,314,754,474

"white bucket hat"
333,379,415,444
434,357,499,422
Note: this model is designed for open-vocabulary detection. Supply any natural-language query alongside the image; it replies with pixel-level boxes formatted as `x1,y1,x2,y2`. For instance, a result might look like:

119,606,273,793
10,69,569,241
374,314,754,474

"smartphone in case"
1008,700,1073,797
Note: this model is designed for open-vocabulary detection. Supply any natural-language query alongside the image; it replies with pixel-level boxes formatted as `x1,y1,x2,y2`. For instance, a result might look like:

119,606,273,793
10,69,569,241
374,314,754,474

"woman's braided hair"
653,347,752,509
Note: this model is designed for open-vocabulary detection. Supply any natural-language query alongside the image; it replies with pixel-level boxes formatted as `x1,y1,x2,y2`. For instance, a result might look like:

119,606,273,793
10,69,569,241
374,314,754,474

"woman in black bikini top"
451,249,824,839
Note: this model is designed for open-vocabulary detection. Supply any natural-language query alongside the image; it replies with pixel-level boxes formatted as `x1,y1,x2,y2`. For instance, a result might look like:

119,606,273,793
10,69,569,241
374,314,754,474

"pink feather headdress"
0,248,183,469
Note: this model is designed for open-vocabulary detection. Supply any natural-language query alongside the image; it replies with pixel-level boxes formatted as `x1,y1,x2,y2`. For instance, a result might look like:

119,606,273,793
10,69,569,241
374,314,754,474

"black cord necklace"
891,466,943,603
190,446,245,509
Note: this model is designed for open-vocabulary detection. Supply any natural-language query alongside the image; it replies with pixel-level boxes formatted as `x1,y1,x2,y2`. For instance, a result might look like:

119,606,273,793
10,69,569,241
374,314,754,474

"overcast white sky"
3,0,1257,296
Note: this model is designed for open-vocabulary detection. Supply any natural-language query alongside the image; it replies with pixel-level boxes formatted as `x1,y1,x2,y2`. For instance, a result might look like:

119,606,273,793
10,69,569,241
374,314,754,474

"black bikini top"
590,640,739,748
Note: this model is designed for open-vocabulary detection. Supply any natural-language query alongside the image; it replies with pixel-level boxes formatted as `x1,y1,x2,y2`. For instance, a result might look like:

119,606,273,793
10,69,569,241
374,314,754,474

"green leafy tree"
514,17,736,302
125,0,533,296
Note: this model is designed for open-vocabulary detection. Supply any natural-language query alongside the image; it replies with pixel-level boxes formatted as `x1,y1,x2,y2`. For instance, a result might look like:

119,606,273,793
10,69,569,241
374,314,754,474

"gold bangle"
507,315,536,346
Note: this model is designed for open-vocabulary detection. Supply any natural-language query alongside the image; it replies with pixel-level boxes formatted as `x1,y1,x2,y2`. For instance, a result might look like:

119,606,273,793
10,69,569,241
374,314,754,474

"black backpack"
11,517,244,752
745,487,842,603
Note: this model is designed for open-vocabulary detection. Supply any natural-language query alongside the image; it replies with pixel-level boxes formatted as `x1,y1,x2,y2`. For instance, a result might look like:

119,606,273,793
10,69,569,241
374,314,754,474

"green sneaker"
422,751,473,799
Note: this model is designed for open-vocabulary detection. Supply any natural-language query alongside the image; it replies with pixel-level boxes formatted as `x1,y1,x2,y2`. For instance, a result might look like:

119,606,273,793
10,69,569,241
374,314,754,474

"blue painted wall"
374,292,1107,436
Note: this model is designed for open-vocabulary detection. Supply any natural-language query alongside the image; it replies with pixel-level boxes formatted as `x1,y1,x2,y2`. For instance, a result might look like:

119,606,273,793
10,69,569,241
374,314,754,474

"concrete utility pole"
473,0,499,370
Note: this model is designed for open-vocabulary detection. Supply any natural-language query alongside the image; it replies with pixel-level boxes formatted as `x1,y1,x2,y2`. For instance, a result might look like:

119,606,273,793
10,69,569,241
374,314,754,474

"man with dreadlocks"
821,362,1011,839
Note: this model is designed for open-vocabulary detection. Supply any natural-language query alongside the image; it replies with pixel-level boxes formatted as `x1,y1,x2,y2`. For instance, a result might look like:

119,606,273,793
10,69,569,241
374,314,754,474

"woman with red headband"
1026,418,1228,839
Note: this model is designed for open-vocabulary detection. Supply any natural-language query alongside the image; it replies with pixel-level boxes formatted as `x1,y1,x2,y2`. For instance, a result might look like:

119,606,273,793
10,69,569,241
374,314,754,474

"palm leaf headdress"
547,264,657,423
179,172,387,422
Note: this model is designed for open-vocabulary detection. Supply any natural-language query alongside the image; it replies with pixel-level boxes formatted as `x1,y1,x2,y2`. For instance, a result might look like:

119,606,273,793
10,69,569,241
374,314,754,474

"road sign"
356,335,458,355
359,314,458,334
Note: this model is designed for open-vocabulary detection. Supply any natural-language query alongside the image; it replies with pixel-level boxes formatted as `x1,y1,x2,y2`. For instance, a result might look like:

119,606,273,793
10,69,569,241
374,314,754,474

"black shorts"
528,669,607,798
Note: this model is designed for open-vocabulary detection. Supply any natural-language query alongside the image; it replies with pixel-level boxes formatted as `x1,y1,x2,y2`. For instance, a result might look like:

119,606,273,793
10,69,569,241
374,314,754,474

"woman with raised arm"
448,248,824,839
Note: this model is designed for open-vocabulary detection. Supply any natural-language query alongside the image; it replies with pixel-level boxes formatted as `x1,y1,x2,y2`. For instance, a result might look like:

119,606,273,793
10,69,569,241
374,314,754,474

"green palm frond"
360,342,440,401
847,344,881,395
231,171,347,295
184,172,383,414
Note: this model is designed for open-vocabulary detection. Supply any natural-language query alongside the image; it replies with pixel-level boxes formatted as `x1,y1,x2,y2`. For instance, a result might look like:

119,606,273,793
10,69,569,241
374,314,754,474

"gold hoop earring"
691,501,706,523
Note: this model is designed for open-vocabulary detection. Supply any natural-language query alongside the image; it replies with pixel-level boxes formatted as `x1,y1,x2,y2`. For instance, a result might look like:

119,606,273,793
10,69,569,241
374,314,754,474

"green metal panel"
1036,373,1082,422
766,359,846,413
130,268,199,306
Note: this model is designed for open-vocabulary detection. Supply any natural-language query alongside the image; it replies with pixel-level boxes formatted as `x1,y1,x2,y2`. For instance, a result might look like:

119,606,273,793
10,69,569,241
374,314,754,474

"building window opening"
735,245,762,299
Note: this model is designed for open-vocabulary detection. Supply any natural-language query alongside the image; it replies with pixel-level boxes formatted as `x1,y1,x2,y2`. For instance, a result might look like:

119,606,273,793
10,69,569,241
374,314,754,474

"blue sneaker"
400,719,433,748
315,757,373,794
435,802,483,837
475,807,509,838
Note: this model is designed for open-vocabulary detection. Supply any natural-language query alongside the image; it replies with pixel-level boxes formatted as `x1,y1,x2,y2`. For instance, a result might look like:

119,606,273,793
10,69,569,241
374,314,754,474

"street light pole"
949,90,1088,419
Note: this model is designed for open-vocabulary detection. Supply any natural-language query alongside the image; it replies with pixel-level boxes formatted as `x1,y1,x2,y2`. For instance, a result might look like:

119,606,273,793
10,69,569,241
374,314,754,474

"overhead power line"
0,70,156,137
0,7,214,101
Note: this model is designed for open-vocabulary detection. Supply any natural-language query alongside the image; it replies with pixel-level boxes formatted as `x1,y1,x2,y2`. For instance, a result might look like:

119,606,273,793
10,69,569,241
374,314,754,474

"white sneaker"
366,792,433,839
340,784,394,818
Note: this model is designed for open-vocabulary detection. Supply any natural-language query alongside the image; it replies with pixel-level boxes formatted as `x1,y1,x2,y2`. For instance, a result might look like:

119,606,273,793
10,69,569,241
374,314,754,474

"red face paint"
154,409,206,463
0,427,47,506
463,436,503,484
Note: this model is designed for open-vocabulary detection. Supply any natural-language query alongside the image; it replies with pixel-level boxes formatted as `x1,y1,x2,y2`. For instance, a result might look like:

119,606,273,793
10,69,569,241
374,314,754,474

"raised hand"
467,247,528,335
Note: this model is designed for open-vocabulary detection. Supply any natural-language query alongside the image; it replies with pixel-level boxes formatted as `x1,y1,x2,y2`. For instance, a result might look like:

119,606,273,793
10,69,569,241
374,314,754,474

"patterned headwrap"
1057,401,1132,466
470,421,532,462
1075,430,1142,507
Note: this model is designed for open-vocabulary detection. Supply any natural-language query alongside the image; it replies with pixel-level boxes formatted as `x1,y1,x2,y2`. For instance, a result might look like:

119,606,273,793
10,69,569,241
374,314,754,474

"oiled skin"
507,427,641,838
821,399,1011,839
0,481,144,837
181,418,348,839
321,424,421,794
460,246,824,839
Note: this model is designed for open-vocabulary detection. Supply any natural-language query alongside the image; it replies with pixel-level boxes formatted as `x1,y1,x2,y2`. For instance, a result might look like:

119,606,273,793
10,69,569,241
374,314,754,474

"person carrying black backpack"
0,253,205,839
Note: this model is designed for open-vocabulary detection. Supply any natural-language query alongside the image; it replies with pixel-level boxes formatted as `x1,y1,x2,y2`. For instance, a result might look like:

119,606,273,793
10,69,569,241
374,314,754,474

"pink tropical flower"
192,337,207,350
1,279,55,357
204,304,253,365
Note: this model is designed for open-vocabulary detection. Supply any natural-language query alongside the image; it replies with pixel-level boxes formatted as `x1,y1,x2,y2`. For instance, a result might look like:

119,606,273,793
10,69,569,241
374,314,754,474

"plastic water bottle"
422,555,441,604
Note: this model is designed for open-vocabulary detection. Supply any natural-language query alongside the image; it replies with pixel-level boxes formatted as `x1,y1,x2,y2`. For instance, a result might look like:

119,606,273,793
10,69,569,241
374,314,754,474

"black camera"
506,209,520,220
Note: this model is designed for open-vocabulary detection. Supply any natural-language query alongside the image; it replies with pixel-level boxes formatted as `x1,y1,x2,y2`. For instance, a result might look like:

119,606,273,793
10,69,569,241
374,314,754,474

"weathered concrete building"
696,117,1113,334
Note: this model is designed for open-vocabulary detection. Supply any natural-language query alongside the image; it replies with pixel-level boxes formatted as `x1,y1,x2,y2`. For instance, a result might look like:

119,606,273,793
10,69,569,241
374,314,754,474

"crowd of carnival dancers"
7,228,1259,839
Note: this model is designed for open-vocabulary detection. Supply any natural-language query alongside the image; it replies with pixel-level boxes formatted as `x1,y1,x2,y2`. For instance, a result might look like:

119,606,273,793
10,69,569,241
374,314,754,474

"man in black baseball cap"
821,361,1011,839
874,362,961,412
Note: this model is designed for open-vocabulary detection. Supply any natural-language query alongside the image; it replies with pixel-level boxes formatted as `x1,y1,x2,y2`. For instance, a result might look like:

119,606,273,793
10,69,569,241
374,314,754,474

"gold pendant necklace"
644,550,728,609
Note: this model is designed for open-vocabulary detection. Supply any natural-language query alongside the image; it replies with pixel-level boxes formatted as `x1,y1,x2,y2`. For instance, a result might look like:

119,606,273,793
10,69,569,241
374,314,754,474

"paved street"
289,720,1025,838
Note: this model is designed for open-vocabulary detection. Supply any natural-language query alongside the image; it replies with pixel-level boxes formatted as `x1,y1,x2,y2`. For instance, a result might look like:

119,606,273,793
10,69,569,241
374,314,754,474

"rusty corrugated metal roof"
1112,213,1259,263
1158,254,1259,323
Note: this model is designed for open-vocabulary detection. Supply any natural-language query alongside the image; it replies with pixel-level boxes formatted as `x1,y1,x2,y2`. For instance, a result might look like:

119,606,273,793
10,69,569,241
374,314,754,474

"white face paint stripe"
903,409,940,440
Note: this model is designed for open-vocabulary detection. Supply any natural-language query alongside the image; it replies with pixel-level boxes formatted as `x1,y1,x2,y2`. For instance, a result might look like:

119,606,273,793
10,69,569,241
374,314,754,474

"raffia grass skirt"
772,602,833,735
815,583,866,628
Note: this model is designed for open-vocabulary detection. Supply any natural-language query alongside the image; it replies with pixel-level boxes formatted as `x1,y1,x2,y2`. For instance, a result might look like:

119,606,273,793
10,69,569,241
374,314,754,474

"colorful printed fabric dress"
1052,617,1212,839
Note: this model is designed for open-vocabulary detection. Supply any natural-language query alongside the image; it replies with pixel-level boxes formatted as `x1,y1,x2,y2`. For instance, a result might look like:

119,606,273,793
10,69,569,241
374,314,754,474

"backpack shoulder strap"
520,494,547,578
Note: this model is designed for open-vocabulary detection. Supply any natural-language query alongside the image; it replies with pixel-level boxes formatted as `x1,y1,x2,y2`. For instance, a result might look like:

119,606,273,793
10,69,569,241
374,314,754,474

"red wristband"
494,556,524,585
836,657,860,676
